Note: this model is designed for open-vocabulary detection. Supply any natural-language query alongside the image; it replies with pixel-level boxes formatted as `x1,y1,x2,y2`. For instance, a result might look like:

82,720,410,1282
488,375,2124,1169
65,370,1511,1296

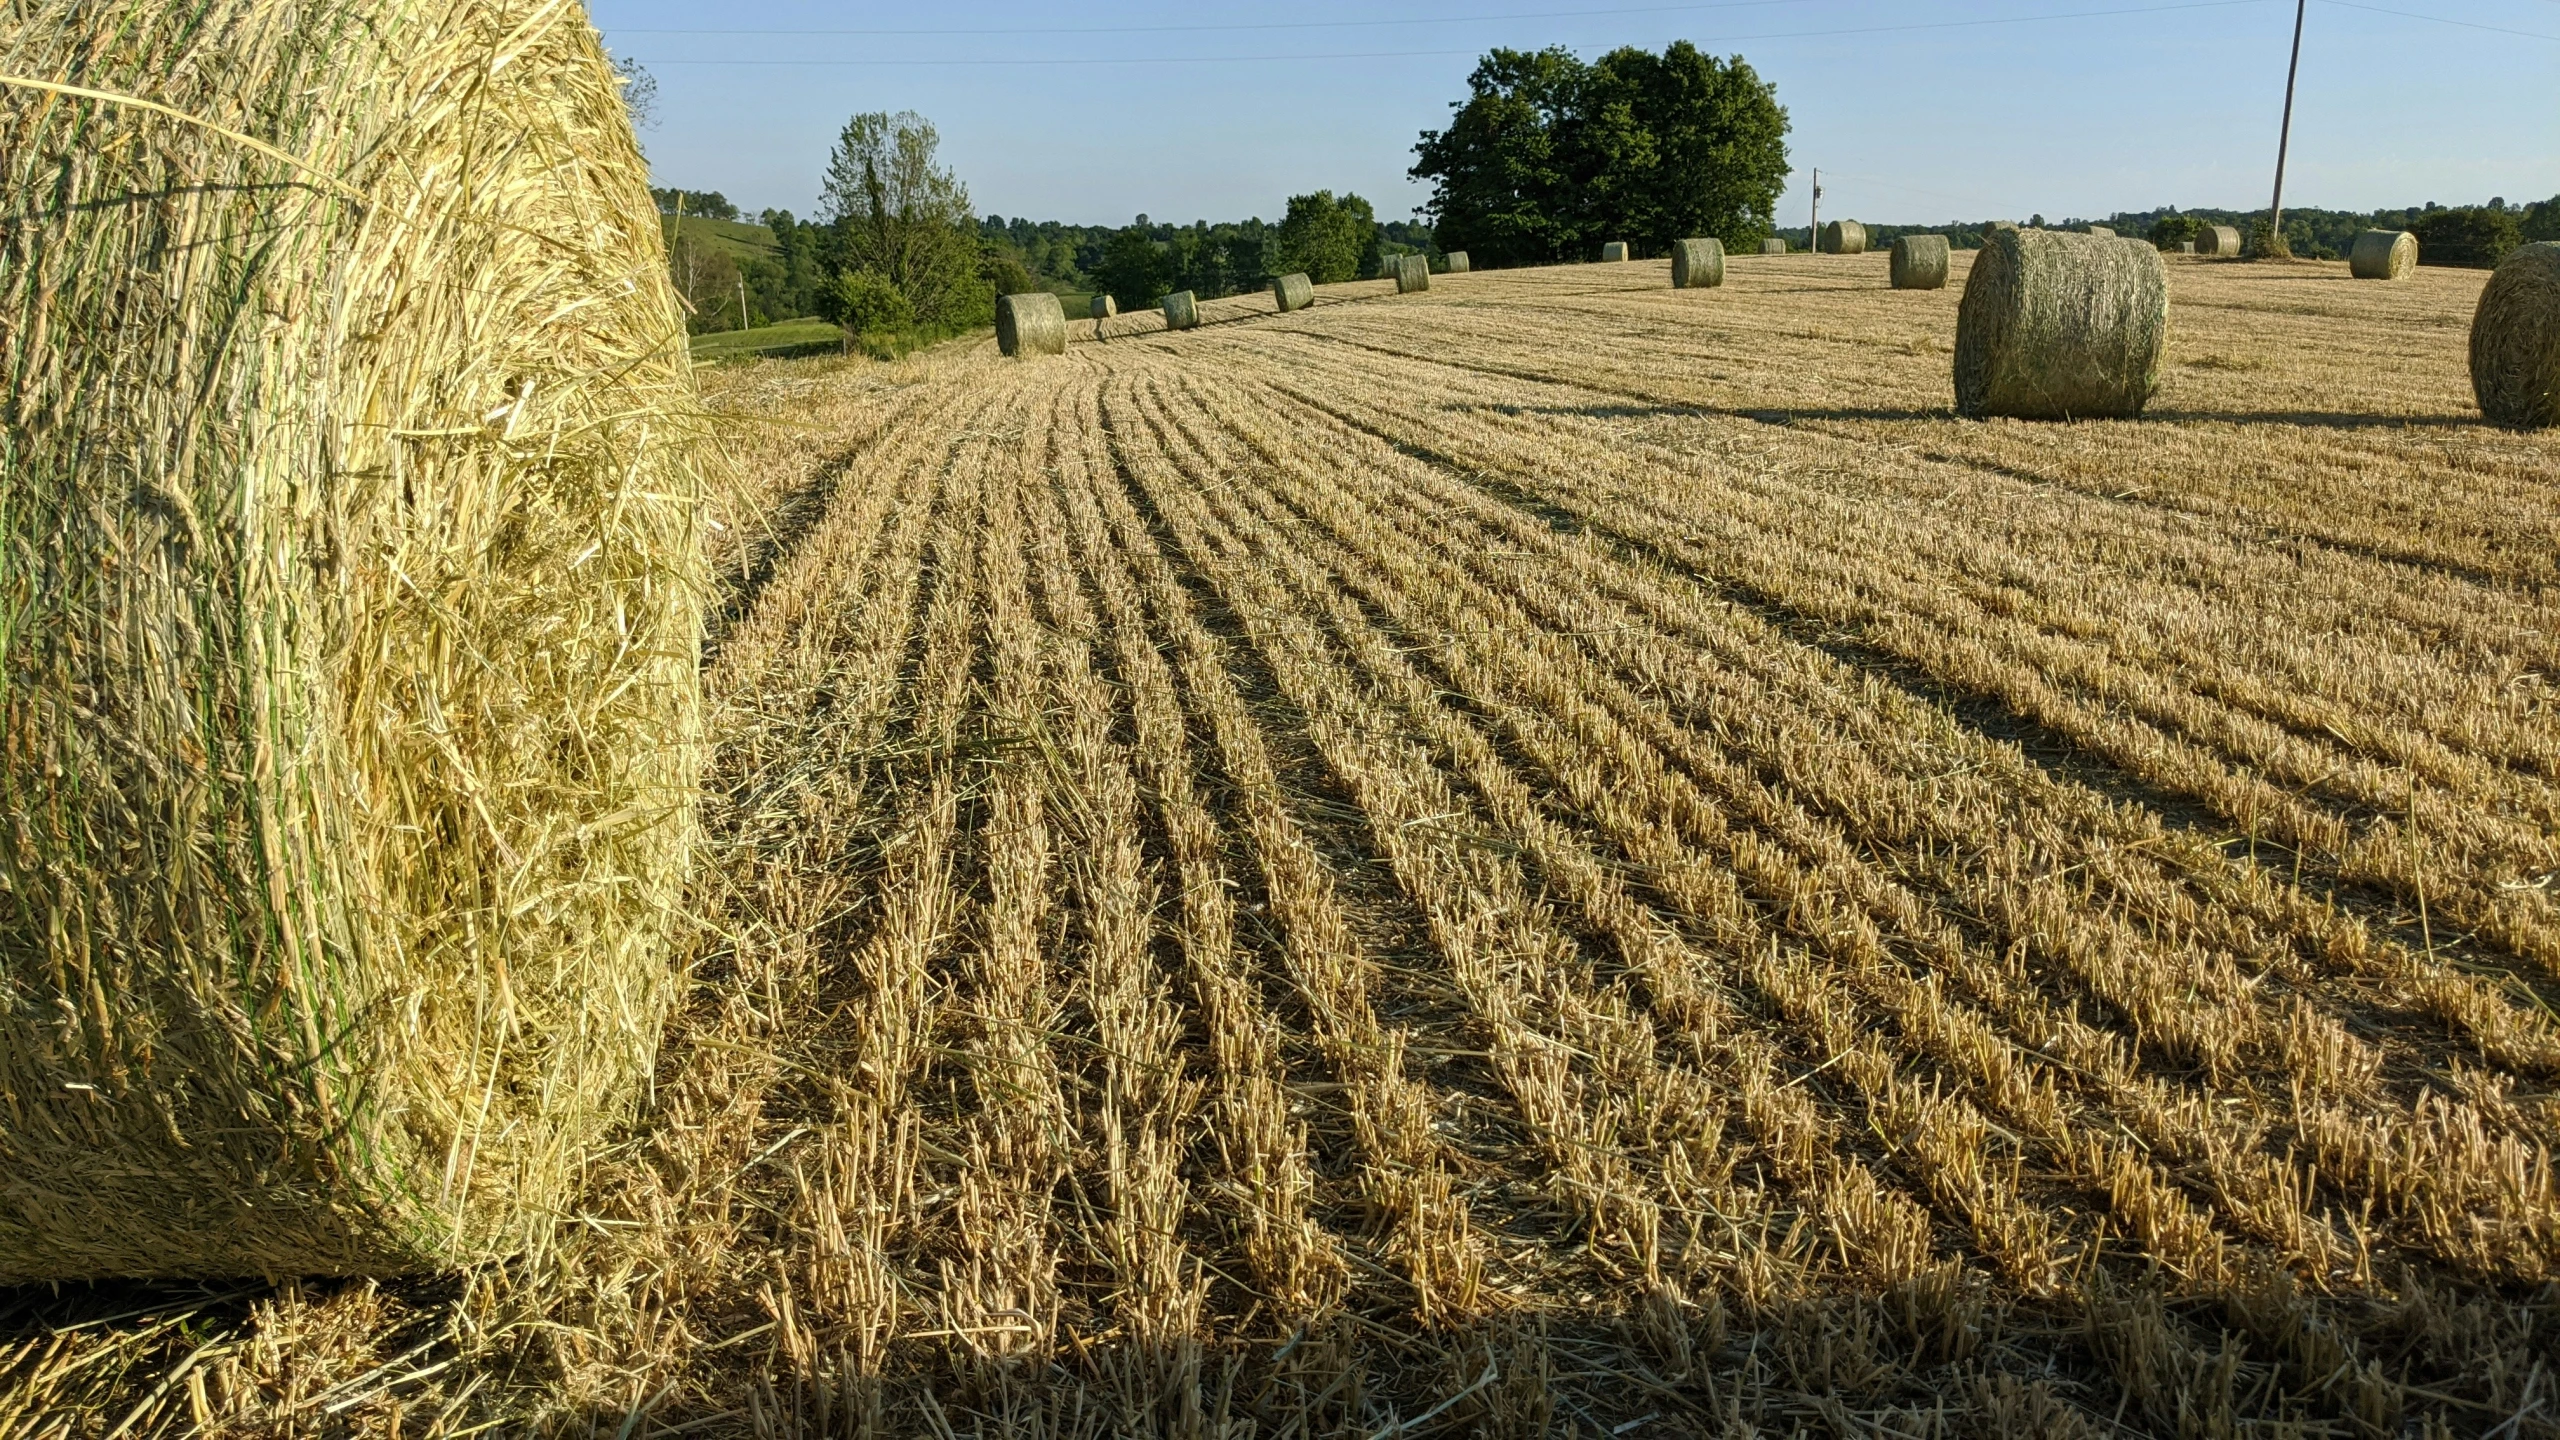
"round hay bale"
1821,220,1868,254
2085,225,2116,238
1091,294,1119,320
2197,224,2243,257
1601,241,1629,262
2470,241,2560,428
1162,290,1200,330
1761,237,1788,254
1672,238,1726,289
1954,227,2168,420
2349,229,2417,280
2178,240,2196,253
1394,254,1431,293
1444,251,1471,274
0,0,709,1280
996,291,1067,356
1890,234,1951,290
1272,272,1314,312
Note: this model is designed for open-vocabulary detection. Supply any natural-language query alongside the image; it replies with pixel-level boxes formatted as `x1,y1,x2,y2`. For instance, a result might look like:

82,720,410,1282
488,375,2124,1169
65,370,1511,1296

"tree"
614,58,658,135
1090,224,1175,312
1274,191,1377,284
1412,42,1788,266
2148,214,2203,250
2411,206,2521,268
820,111,990,329
817,270,913,335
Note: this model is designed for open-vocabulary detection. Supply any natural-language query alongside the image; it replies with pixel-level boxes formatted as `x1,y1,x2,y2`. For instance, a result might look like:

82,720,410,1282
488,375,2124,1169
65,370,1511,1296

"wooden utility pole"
2267,0,2306,257
1810,168,1821,253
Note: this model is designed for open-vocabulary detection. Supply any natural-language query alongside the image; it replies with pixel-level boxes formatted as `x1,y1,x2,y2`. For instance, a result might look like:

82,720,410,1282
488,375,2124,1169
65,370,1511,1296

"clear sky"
598,0,2558,230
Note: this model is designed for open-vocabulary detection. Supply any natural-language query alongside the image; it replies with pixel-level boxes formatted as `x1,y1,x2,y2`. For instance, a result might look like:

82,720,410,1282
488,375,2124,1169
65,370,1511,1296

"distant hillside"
662,214,777,265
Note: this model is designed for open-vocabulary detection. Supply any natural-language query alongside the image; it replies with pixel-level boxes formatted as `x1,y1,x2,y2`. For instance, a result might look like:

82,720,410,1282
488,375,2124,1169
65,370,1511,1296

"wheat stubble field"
9,252,2559,1438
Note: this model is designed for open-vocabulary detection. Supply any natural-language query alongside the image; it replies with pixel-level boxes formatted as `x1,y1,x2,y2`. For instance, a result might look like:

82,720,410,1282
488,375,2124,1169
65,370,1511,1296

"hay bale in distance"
1671,238,1726,289
1821,220,1868,254
2197,224,2243,257
0,0,708,1280
2086,225,2116,238
1394,254,1430,292
1601,241,1629,262
1761,237,1788,254
1445,251,1471,273
2470,241,2560,428
1162,290,1200,330
1272,272,1314,312
1891,234,1951,290
1954,227,2168,420
996,291,1067,356
1092,294,1119,319
2349,229,2417,280
2178,241,2196,253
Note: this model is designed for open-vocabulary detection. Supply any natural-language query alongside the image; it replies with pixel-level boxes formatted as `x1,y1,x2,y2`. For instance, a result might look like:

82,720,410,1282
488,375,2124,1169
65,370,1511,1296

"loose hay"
2469,240,2560,428
1162,290,1200,330
1955,227,2167,419
1761,238,1787,254
1272,272,1314,312
1821,220,1868,254
0,0,709,1279
996,291,1067,356
1671,238,1725,289
2350,229,2417,281
2198,224,2243,257
1600,241,1629,262
1890,234,1951,290
1394,255,1430,293
1444,251,1470,273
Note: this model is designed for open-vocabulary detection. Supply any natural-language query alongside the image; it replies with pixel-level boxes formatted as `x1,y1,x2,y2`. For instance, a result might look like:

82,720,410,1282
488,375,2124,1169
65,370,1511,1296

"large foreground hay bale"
2470,241,2560,428
2350,229,2417,280
1272,272,1314,311
1162,290,1200,330
1394,254,1430,293
1821,220,1868,254
1955,228,2167,419
1672,238,1726,289
1891,234,1951,290
1601,241,1629,262
1445,251,1471,273
2197,224,2243,256
1092,294,1119,319
1762,238,1788,254
996,291,1067,356
0,0,709,1280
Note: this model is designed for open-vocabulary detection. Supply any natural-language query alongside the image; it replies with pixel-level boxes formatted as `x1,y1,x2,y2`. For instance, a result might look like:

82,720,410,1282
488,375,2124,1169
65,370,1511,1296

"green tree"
817,269,914,336
1090,224,1175,311
2148,214,2203,250
2411,206,2522,268
1412,42,1788,266
1274,191,1378,284
820,110,990,329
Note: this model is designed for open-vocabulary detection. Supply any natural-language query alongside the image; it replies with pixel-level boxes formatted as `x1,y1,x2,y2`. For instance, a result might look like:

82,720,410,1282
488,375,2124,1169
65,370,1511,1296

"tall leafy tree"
1090,224,1175,312
1274,191,1377,284
1413,42,1788,266
820,111,990,329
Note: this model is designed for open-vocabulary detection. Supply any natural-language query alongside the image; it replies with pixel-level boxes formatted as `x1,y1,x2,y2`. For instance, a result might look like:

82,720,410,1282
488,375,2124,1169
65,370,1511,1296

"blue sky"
598,0,2558,229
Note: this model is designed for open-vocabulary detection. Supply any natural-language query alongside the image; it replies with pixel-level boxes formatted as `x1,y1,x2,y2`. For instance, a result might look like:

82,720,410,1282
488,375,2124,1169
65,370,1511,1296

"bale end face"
2470,241,2560,428
2349,229,2417,281
1444,251,1471,273
1761,238,1787,255
1272,272,1314,312
1954,227,2167,420
1890,234,1951,290
996,292,1068,357
1161,290,1200,330
1600,241,1629,262
1820,220,1868,255
1671,238,1726,289
1394,254,1430,293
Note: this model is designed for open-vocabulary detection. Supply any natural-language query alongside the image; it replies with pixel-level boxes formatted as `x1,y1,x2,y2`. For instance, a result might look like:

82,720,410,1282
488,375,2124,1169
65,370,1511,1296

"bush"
2149,214,2203,250
818,269,913,335
2246,216,2293,260
2411,206,2521,268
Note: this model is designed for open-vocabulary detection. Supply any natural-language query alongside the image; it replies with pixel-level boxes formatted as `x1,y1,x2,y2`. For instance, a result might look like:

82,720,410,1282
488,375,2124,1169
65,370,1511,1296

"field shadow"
2143,407,2484,430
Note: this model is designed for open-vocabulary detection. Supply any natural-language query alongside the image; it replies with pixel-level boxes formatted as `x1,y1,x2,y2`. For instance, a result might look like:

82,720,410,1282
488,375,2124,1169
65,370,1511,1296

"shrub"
2412,207,2522,269
820,269,914,334
2148,214,2203,250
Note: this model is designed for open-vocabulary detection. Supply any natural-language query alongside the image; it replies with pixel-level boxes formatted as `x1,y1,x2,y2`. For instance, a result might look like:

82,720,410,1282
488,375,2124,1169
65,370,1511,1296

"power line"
609,0,1817,38
2314,0,2560,39
627,0,2297,65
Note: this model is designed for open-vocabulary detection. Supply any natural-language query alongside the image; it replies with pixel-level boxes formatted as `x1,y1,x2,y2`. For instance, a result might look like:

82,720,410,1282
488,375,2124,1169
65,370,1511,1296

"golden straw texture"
1955,228,2167,419
2470,240,2560,428
0,0,708,1280
996,291,1067,356
2350,229,2417,280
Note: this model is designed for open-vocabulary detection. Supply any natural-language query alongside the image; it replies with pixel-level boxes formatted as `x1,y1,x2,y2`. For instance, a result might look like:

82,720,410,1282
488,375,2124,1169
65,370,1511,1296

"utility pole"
738,277,749,331
2267,0,2306,258
1810,168,1821,253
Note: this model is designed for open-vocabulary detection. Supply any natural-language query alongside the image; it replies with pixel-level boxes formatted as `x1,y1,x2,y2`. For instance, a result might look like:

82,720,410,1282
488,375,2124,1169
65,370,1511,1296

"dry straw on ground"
2198,223,2244,256
0,0,709,1281
1444,250,1470,273
1821,219,1868,254
1601,240,1629,261
995,291,1066,356
1890,233,1951,290
1956,226,2167,418
1161,289,1200,330
2470,240,2560,426
1671,237,1725,289
1393,254,1430,293
2352,228,2418,280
